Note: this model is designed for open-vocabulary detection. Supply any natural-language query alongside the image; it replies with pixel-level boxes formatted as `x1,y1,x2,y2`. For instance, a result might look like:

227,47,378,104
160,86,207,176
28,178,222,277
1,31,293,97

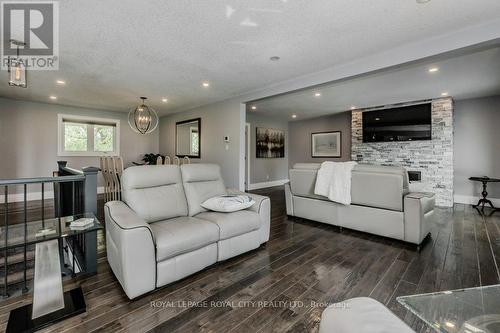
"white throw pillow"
201,195,255,213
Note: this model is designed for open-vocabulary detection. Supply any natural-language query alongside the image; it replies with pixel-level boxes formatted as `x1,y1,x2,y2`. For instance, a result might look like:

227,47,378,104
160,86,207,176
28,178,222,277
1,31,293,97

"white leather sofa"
104,164,270,299
285,163,434,246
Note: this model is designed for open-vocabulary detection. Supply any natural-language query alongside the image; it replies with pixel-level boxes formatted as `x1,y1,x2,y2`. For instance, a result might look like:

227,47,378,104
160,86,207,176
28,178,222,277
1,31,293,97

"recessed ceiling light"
202,82,210,87
270,56,280,61
428,67,439,73
375,117,380,121
350,106,356,110
225,5,235,18
314,92,321,97
291,114,297,118
444,322,455,328
162,98,168,103
251,105,257,110
240,17,258,27
49,95,57,100
56,80,65,85
441,92,449,96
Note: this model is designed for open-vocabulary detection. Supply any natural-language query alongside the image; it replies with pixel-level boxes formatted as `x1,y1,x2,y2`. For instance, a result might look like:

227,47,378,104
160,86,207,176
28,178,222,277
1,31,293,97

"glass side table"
397,284,500,333
2,213,103,333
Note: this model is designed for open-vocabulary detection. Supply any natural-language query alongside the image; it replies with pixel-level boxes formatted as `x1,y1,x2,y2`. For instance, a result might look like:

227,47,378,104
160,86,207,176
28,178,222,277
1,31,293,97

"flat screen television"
362,103,432,142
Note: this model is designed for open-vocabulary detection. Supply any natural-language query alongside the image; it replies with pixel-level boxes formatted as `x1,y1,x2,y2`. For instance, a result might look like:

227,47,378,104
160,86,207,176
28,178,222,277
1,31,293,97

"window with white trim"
58,114,120,156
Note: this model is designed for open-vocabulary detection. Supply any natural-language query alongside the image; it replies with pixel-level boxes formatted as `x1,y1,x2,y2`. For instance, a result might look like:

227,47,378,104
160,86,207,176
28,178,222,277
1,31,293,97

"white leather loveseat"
104,164,270,299
285,163,434,246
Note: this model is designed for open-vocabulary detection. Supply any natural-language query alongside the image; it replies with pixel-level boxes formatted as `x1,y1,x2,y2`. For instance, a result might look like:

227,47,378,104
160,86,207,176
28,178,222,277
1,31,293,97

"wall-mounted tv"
362,103,432,142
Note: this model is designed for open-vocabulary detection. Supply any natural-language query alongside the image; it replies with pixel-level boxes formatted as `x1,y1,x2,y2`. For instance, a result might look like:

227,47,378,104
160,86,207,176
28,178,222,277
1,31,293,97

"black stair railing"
0,162,99,298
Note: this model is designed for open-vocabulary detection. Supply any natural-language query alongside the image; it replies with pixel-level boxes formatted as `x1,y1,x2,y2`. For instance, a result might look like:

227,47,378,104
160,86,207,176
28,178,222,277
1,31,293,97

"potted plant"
142,153,164,165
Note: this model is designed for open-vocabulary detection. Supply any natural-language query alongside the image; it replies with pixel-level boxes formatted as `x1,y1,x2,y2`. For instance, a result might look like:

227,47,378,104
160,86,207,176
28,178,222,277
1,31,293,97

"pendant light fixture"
7,39,27,88
128,97,159,134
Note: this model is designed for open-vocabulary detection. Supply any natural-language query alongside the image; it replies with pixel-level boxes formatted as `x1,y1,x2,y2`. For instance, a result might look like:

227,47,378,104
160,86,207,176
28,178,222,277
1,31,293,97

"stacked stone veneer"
351,98,454,207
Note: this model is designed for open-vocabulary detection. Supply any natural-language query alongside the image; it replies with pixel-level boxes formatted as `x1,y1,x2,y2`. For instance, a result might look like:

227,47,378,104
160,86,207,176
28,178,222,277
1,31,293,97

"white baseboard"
454,194,500,206
248,179,289,190
0,187,105,203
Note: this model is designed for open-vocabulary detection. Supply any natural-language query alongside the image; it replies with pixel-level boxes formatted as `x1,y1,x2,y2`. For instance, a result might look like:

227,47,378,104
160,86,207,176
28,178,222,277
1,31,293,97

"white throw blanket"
314,161,358,205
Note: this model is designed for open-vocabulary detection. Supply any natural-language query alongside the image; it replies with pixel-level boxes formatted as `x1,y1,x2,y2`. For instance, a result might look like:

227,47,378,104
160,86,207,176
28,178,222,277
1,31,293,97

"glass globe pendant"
128,97,159,134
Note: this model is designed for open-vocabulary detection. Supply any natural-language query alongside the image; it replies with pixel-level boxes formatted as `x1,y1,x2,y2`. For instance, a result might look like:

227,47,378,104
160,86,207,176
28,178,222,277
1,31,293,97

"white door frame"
245,122,251,191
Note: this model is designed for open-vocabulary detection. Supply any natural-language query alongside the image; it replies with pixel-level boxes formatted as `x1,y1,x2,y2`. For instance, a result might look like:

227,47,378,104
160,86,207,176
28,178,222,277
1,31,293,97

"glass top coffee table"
397,284,500,333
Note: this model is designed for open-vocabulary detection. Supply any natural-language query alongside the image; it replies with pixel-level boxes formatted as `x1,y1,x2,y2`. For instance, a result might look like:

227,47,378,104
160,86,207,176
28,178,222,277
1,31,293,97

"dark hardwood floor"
0,186,499,332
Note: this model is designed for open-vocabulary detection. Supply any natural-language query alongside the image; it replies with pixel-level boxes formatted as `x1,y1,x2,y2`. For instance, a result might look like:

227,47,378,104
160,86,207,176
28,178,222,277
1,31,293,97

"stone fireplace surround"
351,98,453,207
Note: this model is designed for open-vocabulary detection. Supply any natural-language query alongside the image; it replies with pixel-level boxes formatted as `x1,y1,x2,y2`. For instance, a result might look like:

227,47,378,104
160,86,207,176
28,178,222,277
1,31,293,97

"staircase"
0,246,35,297
0,161,100,301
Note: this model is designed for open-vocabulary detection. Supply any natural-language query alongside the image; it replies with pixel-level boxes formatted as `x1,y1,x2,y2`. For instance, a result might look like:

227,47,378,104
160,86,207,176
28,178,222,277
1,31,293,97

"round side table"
468,176,500,211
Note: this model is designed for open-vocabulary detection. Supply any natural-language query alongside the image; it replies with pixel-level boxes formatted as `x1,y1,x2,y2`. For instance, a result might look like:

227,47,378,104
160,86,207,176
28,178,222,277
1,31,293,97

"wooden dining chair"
105,157,116,201
100,157,111,202
110,156,123,201
100,156,123,202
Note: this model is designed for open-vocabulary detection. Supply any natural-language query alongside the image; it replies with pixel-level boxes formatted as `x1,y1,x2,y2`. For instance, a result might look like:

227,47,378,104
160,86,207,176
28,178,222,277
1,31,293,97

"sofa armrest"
284,182,294,216
226,189,271,243
403,192,435,244
104,201,156,299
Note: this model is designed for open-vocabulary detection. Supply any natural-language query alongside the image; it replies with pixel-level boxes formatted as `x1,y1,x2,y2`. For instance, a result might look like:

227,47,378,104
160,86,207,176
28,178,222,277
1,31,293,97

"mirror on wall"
176,118,201,158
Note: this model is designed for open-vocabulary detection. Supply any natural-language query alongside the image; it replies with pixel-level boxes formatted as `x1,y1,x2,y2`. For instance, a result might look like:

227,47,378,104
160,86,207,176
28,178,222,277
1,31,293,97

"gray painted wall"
288,111,352,168
159,99,243,189
246,113,288,184
0,97,159,192
454,95,500,200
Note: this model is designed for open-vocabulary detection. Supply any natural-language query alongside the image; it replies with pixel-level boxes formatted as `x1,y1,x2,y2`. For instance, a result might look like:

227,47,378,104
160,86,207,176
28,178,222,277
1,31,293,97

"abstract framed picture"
256,127,285,158
311,131,341,158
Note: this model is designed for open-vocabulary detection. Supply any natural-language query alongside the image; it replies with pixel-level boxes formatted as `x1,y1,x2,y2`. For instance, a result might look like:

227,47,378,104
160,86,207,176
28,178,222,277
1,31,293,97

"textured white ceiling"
1,0,500,115
248,46,500,120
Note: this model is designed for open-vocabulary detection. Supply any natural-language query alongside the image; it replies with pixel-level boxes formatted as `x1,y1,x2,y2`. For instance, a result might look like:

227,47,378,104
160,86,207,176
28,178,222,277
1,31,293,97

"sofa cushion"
351,167,406,211
122,165,188,223
196,210,260,240
201,195,255,212
289,168,329,201
149,216,219,262
181,164,227,216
